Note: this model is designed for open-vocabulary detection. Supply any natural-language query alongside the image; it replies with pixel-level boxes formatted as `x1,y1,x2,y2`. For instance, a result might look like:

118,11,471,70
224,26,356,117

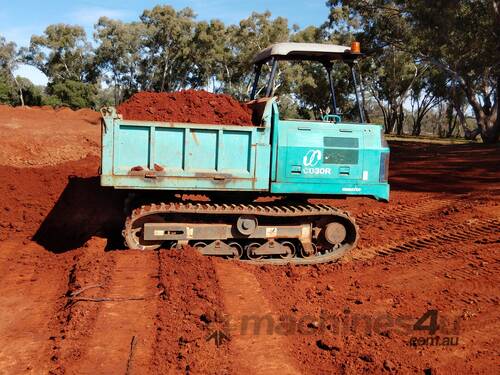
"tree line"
0,1,498,143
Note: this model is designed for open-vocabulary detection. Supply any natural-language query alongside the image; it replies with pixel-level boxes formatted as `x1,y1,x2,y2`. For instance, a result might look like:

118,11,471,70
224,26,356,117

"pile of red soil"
117,90,253,126
0,105,100,167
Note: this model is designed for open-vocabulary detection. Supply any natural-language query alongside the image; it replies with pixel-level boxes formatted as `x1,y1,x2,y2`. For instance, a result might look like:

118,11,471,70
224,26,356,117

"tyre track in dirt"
246,234,500,374
353,194,489,232
152,249,232,374
411,241,500,372
60,249,160,375
350,218,499,261
354,196,458,226
0,241,68,374
48,238,115,374
412,241,500,306
214,260,301,375
349,193,485,251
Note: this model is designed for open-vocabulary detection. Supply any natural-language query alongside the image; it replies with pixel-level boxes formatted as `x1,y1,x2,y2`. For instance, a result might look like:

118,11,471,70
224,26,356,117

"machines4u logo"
302,149,331,175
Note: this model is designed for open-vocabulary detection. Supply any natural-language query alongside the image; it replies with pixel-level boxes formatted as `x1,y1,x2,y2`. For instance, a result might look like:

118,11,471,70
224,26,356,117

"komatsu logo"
302,149,331,175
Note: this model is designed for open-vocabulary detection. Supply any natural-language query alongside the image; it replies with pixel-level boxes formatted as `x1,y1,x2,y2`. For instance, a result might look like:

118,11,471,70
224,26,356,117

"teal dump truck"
100,42,390,264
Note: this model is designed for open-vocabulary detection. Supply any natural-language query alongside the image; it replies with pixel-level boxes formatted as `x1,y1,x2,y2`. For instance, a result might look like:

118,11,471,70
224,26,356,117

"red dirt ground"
0,106,499,374
117,90,254,126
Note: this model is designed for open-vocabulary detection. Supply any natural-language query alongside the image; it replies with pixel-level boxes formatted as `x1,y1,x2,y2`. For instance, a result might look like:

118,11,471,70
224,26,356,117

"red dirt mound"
117,90,253,126
0,105,100,167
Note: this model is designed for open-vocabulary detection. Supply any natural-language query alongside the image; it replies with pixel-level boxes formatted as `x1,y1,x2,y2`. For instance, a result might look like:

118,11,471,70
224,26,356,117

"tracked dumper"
100,42,390,264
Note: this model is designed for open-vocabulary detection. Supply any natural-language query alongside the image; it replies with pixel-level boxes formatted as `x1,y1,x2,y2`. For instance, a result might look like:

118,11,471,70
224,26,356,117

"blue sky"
0,1,330,85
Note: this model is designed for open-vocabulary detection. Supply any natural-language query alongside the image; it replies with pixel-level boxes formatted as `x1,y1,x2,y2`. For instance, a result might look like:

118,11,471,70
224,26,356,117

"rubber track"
124,202,359,265
352,218,500,261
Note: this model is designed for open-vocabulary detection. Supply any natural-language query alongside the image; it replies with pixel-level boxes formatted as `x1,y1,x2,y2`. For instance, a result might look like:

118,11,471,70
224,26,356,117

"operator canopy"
249,41,366,122
252,42,361,64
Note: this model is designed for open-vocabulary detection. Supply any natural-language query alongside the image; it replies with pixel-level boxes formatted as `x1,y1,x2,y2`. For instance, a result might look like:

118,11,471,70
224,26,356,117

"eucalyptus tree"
139,5,196,92
328,0,499,142
23,24,95,82
192,19,231,91
0,36,21,104
410,68,444,136
94,17,146,103
404,0,499,142
328,1,427,134
284,25,356,119
225,11,290,99
21,24,98,108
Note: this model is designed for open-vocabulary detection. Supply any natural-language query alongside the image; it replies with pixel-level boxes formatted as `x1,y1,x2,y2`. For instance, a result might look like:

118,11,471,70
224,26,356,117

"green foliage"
0,79,14,104
46,80,97,109
19,25,98,108
94,17,145,103
328,0,499,142
0,75,44,106
94,86,115,108
16,77,43,106
0,36,16,71
139,5,197,92
0,36,19,105
402,0,499,142
225,12,290,99
284,26,354,119
23,24,95,82
192,19,231,90
15,7,365,117
41,94,63,107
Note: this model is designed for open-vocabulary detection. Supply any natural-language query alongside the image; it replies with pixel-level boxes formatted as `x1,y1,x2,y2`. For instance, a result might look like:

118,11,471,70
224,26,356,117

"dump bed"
100,99,274,191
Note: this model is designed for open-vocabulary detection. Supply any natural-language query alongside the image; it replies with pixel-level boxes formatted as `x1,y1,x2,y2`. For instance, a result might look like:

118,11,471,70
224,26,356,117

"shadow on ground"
33,176,127,252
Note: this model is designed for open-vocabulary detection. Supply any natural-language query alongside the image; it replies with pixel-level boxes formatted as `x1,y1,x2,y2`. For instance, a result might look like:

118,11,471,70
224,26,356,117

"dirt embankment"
0,105,100,167
0,106,499,374
117,90,254,126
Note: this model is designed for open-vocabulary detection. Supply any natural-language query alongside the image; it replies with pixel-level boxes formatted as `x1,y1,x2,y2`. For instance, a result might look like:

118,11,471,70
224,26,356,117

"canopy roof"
252,42,360,64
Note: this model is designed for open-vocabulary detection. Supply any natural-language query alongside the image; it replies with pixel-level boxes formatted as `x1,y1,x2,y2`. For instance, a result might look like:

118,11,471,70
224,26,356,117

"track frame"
123,202,359,265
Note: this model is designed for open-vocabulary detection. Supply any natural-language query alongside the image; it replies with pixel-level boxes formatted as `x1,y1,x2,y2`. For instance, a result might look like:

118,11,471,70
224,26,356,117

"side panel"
101,118,271,191
271,120,390,201
113,125,150,173
283,125,364,181
218,131,252,173
274,120,365,183
155,127,185,171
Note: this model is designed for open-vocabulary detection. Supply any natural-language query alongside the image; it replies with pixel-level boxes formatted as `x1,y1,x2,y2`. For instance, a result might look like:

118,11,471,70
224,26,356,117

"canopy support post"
350,62,366,123
324,62,338,115
265,58,278,97
250,63,262,100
